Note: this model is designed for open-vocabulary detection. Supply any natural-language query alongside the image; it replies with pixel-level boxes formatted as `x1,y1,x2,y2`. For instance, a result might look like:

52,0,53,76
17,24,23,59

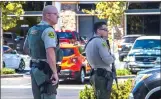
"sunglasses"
48,13,58,16
99,28,108,31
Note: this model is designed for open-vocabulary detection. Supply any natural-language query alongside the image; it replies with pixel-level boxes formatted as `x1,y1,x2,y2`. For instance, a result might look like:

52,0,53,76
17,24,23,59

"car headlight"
133,74,152,86
154,57,161,65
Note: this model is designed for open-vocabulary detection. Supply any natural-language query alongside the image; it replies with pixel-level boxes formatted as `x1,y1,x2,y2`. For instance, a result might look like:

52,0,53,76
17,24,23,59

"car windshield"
122,37,139,43
133,39,161,50
3,34,12,38
61,48,74,56
3,46,10,52
57,32,73,39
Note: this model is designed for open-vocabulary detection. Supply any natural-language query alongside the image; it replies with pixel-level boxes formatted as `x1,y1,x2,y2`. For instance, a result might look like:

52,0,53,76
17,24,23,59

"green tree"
83,2,127,52
0,2,25,30
82,2,126,28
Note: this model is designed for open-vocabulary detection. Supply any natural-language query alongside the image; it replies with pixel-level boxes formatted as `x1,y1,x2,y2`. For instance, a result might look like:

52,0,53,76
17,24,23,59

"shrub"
79,85,96,99
79,79,133,99
111,79,133,99
116,69,131,76
1,68,15,74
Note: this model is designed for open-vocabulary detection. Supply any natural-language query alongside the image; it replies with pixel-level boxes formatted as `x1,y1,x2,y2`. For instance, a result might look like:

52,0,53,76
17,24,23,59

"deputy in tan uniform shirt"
85,22,115,99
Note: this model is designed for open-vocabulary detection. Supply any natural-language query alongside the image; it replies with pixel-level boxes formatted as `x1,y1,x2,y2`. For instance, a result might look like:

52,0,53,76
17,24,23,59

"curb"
85,75,136,80
1,74,24,78
117,75,136,79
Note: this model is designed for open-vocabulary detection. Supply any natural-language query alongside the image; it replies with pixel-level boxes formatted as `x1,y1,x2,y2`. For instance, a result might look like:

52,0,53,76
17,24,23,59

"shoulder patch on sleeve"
48,31,55,38
102,42,107,47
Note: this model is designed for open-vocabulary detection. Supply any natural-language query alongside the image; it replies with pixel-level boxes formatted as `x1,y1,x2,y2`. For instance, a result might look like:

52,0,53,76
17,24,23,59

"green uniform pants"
31,67,58,99
90,74,113,99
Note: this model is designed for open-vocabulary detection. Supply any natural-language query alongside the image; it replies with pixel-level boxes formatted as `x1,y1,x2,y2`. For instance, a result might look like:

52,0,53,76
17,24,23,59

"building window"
78,4,95,11
23,1,52,11
127,15,160,35
128,2,160,9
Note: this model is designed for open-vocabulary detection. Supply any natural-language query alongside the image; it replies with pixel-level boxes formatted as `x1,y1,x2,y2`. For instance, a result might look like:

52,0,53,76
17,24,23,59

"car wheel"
77,68,86,84
145,87,161,99
16,59,25,72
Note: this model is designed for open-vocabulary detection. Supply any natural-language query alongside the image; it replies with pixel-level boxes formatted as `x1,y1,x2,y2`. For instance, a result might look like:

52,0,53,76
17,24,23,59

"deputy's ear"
45,14,50,19
97,29,100,34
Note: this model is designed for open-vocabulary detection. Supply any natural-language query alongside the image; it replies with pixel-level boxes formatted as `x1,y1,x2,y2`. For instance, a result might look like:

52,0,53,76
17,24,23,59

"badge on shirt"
30,30,38,35
102,42,107,47
48,31,55,38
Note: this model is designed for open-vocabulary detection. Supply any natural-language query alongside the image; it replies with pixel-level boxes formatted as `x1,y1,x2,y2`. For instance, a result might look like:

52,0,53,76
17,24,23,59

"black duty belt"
91,68,112,79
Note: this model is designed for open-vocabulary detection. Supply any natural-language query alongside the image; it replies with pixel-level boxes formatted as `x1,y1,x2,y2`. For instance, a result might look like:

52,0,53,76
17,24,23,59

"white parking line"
1,85,88,90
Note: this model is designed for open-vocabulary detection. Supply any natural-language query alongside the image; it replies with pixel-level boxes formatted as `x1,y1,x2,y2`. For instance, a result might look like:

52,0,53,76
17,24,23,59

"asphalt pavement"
1,76,88,99
1,88,81,99
1,52,126,99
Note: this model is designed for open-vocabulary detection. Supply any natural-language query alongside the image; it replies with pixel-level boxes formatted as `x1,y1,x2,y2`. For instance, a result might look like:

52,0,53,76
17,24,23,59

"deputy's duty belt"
91,68,112,79
31,59,47,63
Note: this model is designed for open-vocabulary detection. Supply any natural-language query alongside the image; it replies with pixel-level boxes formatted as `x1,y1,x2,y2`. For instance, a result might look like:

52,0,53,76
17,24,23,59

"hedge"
1,68,16,74
116,69,131,76
79,79,133,99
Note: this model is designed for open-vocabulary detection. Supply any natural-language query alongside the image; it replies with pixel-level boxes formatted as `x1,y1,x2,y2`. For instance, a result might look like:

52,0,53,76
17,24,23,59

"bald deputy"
85,22,115,99
23,5,59,99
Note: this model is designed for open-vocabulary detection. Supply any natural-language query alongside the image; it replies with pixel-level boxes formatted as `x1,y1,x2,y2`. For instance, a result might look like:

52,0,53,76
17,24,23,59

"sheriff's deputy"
23,5,59,99
85,22,115,99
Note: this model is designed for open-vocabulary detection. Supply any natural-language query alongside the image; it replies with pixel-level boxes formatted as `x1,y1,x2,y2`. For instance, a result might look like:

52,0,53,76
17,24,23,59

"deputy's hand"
50,73,59,85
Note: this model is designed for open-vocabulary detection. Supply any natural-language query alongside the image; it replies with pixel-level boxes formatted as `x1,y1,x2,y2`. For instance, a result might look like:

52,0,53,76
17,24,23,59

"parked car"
3,32,18,49
3,32,24,51
118,35,142,61
58,43,91,83
3,48,26,72
126,36,161,73
129,67,161,99
56,30,86,44
16,36,25,54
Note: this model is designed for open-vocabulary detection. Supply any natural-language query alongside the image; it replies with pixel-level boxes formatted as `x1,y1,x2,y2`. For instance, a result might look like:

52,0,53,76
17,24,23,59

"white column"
0,7,3,69
53,2,61,30
112,26,115,54
124,14,127,36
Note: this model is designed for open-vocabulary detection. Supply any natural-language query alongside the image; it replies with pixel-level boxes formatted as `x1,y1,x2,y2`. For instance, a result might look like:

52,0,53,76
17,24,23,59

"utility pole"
0,7,3,69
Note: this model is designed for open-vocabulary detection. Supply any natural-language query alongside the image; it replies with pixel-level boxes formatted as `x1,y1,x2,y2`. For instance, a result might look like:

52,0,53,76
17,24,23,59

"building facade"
8,1,106,39
124,1,161,36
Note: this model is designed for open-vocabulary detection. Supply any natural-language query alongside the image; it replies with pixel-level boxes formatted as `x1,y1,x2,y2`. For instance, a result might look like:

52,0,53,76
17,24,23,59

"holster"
31,61,59,94
90,68,113,90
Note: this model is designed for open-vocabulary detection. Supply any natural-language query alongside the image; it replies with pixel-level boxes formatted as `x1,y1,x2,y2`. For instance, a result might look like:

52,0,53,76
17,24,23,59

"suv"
58,43,91,83
56,30,86,44
3,32,23,50
126,36,161,73
118,35,142,61
129,67,161,99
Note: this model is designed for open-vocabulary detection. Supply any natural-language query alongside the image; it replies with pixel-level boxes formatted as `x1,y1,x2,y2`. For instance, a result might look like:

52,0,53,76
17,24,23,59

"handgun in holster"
37,61,58,94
